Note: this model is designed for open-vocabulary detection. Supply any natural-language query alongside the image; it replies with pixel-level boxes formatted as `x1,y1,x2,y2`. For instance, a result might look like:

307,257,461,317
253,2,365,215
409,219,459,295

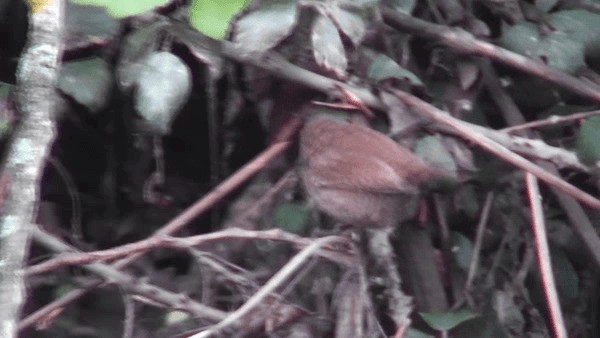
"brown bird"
299,115,447,228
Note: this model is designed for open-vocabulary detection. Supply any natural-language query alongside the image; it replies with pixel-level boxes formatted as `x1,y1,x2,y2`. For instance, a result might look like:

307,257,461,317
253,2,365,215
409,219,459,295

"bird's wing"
307,148,419,194
300,116,436,194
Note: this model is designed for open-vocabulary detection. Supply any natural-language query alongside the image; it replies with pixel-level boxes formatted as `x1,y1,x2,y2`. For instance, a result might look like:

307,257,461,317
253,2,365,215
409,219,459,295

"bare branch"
0,2,63,337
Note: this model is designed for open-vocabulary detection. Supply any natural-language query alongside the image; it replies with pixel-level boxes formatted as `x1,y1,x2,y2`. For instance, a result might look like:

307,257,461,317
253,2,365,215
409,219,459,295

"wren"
299,115,446,228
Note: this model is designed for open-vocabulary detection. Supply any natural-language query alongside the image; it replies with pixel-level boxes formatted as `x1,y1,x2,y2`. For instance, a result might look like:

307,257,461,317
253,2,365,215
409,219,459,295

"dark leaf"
58,57,113,113
501,19,586,74
576,116,600,165
368,54,423,86
414,135,458,178
420,310,478,331
273,202,309,234
64,1,120,48
453,314,509,338
549,10,600,49
450,232,473,271
405,328,434,338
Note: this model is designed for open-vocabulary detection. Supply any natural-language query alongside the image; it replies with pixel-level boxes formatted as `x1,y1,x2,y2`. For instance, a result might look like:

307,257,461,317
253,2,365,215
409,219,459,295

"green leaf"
420,310,478,331
535,35,585,74
0,83,14,139
273,202,309,234
0,83,11,98
576,116,600,165
190,0,249,39
530,249,578,302
414,136,457,176
134,52,192,135
65,1,119,41
552,249,579,301
404,327,434,338
54,284,77,298
501,20,586,74
58,57,113,113
550,10,600,48
450,232,473,271
312,13,347,78
232,0,298,55
452,314,509,338
368,54,423,86
70,0,169,18
500,23,539,55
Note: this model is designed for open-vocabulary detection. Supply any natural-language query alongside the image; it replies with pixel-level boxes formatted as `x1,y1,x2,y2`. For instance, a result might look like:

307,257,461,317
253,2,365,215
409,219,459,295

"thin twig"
501,110,600,133
465,192,494,289
480,59,526,127
433,195,453,302
187,249,312,332
431,122,586,171
381,9,600,104
525,174,567,338
190,236,345,338
20,133,297,330
206,73,220,229
514,241,535,287
121,292,135,338
47,157,82,240
391,89,600,210
31,227,228,322
335,83,375,118
26,228,354,275
481,60,600,267
548,182,600,267
171,21,586,171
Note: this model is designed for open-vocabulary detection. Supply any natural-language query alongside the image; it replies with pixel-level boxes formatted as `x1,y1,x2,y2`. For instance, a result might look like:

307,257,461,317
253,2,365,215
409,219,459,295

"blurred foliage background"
3,0,600,337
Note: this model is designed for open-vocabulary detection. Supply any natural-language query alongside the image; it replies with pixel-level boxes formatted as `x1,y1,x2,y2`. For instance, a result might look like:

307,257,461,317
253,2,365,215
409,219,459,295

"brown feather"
300,116,437,192
299,115,445,227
